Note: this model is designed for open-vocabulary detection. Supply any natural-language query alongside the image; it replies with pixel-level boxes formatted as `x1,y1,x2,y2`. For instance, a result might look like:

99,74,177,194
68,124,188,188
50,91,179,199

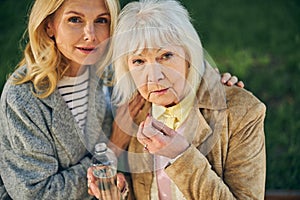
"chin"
81,53,103,66
149,95,177,107
152,99,173,107
81,59,99,66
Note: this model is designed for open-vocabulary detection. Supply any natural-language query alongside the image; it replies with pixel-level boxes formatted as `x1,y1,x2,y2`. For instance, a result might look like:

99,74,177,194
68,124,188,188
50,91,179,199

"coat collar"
196,61,227,110
188,61,228,153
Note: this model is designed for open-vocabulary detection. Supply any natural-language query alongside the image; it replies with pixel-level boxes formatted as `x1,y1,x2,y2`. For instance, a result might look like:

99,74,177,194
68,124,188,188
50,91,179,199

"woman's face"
47,0,110,69
127,45,189,107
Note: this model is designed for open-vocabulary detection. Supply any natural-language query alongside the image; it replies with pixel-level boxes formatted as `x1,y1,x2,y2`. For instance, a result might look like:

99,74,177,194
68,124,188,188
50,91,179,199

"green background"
1,0,299,190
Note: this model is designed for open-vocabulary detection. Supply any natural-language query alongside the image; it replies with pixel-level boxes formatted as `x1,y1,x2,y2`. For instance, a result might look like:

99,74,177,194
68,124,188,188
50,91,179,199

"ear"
46,22,54,38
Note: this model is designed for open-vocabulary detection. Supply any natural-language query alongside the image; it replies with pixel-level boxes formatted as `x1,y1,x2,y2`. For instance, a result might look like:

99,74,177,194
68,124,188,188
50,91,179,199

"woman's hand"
87,168,127,200
109,93,149,156
219,69,245,88
137,115,189,158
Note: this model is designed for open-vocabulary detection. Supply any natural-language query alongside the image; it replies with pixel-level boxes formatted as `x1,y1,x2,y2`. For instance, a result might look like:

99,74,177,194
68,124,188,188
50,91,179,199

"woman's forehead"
56,0,109,17
130,45,185,55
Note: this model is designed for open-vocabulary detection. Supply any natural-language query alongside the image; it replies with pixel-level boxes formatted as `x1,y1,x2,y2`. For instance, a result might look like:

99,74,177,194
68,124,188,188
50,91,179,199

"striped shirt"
58,68,89,132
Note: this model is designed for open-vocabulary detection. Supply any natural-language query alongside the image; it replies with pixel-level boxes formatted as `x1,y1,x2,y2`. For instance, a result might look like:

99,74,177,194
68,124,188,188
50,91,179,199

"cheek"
55,27,78,48
129,69,149,97
138,86,149,100
174,74,188,92
54,22,72,39
96,27,110,42
130,69,147,89
164,68,187,96
164,66,186,83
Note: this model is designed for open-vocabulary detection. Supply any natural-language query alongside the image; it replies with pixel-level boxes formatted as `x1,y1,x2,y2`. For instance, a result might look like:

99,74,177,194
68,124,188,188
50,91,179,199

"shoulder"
224,86,266,132
2,80,32,104
225,86,266,112
1,66,36,110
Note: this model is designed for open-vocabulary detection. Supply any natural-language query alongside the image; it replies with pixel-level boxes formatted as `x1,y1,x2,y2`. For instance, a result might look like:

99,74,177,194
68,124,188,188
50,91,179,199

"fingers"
115,93,145,121
221,72,230,81
114,95,145,139
108,122,132,157
87,167,100,198
137,115,176,139
137,121,152,145
141,116,161,137
116,173,126,190
221,72,233,85
151,117,176,136
237,81,245,88
114,103,135,133
137,118,160,152
87,167,96,183
221,72,245,88
88,168,123,199
89,181,101,199
129,93,146,118
137,115,190,158
137,115,179,154
117,173,129,199
87,168,101,197
227,76,238,86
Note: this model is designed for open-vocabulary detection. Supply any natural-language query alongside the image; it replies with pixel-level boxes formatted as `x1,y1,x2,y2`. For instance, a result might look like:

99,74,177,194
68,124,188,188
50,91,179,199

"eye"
68,16,82,23
132,59,145,65
161,52,174,60
95,17,109,24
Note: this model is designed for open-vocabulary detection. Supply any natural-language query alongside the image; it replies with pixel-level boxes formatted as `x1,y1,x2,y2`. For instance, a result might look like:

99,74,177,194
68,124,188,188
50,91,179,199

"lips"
77,47,97,54
150,88,169,95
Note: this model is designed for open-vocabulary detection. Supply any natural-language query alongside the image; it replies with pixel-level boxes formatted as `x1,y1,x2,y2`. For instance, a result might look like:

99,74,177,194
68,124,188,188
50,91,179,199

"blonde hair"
111,0,204,105
15,0,120,98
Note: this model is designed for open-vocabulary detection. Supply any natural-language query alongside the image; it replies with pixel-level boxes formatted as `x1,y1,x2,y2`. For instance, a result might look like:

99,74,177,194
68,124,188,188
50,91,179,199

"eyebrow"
130,47,166,57
65,11,110,17
157,47,163,53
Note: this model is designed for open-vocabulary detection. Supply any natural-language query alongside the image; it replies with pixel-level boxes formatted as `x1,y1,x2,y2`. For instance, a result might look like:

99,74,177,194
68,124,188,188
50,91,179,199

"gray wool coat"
0,66,113,200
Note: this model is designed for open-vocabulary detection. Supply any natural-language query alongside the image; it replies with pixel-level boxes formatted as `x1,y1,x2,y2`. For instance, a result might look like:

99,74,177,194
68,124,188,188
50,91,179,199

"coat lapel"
181,107,212,151
83,66,109,153
40,66,108,164
44,88,87,165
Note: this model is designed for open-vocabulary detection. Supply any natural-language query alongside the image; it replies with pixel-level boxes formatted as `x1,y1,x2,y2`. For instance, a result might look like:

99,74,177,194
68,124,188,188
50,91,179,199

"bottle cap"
95,143,107,153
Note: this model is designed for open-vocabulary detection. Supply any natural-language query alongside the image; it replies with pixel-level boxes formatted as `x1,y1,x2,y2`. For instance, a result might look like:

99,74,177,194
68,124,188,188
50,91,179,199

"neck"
64,65,88,77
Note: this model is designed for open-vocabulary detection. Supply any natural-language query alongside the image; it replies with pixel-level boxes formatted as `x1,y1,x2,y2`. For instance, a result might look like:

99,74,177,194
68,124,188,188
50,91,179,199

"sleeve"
0,88,92,200
0,176,11,200
165,103,266,200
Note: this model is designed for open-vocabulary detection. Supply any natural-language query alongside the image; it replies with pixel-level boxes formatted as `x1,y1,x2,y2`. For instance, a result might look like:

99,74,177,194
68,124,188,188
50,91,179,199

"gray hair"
111,0,204,104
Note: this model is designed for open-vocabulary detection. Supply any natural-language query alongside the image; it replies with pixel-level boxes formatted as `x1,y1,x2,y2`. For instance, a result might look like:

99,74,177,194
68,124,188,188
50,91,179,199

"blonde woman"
108,0,266,199
0,0,121,199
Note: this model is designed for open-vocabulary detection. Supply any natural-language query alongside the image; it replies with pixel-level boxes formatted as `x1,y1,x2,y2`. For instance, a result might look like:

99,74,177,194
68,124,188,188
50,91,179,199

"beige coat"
126,65,266,200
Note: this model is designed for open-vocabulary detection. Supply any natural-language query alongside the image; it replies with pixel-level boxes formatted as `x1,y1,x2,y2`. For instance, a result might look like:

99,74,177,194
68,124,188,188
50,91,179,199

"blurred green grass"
181,0,300,190
1,0,299,190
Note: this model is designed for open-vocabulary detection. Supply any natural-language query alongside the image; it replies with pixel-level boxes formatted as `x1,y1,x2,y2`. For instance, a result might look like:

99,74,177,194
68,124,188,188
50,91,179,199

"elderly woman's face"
47,0,111,69
128,46,189,107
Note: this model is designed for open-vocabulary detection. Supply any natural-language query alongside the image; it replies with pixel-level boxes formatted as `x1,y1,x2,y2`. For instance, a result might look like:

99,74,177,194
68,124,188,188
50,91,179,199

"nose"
147,63,164,82
83,23,96,41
